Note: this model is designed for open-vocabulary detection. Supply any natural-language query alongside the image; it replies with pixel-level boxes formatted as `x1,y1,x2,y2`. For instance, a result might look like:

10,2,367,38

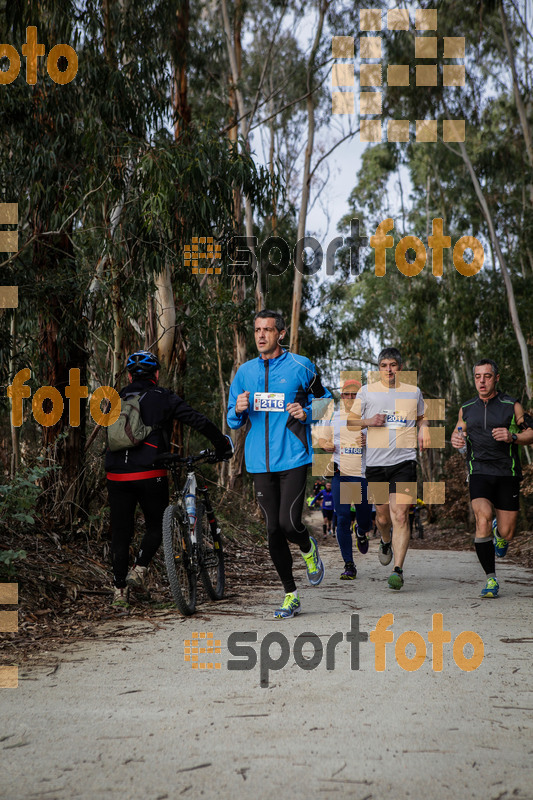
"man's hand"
369,413,386,427
492,427,512,443
451,430,466,449
287,402,306,421
235,391,250,414
317,438,335,452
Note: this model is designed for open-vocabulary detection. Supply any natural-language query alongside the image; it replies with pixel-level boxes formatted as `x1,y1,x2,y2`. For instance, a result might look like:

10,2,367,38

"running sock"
300,539,314,555
322,524,327,535
393,566,403,574
475,536,495,575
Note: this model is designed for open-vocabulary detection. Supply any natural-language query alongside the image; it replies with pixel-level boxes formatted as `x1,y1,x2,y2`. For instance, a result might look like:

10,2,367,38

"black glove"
215,434,234,461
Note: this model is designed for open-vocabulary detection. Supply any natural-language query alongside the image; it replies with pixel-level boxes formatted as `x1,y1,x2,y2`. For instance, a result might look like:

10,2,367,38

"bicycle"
154,450,225,616
409,498,429,540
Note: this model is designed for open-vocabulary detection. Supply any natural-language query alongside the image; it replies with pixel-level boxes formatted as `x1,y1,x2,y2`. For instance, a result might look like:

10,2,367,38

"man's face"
255,318,283,357
379,358,402,387
326,483,331,491
474,366,498,399
341,389,358,411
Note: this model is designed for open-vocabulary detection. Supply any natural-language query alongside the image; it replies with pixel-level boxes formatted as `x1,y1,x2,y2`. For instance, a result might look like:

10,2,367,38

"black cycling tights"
252,465,311,593
107,476,169,588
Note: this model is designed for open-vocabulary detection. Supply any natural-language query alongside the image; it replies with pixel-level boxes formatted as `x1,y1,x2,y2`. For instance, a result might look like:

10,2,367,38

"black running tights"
252,465,311,593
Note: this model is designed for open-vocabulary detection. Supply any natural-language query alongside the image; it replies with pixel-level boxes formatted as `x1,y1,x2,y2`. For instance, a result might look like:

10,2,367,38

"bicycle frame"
166,456,221,554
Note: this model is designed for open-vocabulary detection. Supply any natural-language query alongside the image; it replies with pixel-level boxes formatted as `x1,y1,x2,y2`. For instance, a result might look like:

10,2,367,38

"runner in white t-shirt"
352,348,429,590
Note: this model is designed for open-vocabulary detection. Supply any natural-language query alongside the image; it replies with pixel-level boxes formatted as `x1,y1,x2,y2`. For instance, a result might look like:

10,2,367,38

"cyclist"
315,378,373,580
310,481,335,537
451,359,533,597
106,350,232,608
353,348,427,590
227,310,332,619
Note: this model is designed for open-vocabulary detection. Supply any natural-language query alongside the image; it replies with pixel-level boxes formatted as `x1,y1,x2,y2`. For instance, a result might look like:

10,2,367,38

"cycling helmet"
126,350,161,376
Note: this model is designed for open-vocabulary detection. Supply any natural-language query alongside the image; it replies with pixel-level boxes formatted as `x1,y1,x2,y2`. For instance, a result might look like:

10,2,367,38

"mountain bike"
154,450,225,616
409,498,429,539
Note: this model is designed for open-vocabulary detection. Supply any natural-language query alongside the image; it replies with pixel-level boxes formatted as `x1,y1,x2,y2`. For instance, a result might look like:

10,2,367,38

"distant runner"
310,482,335,538
315,378,373,580
452,359,533,597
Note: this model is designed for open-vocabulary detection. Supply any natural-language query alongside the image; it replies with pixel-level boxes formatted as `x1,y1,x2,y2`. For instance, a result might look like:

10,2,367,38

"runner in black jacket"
107,350,232,607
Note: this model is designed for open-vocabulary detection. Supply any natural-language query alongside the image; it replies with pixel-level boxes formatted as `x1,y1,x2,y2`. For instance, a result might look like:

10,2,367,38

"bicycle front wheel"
162,504,197,615
197,502,225,601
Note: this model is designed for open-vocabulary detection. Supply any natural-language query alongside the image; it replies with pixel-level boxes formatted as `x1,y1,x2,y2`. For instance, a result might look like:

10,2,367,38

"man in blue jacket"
227,310,332,619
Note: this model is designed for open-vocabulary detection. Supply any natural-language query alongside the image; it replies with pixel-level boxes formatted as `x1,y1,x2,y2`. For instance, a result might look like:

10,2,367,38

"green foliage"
0,465,57,528
0,549,27,577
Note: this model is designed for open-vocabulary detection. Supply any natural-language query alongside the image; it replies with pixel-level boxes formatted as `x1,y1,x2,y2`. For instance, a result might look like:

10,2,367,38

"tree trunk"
499,2,533,168
154,264,176,368
220,0,262,309
459,141,532,398
36,232,88,527
289,0,327,353
173,0,191,139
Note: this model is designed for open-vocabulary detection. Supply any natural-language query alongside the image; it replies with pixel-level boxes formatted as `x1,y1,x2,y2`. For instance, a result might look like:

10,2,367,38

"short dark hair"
378,347,402,367
473,359,499,377
254,309,286,334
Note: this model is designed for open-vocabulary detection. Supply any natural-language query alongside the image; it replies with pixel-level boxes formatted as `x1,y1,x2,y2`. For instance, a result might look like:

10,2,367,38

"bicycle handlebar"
152,450,220,467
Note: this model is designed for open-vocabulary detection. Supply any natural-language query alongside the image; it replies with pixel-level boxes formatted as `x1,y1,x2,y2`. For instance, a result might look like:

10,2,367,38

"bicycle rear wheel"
197,502,225,601
162,504,196,615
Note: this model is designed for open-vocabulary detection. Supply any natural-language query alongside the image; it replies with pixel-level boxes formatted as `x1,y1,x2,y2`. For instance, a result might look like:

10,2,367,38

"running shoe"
274,593,301,619
302,536,325,586
378,539,393,566
388,567,404,590
340,562,357,580
492,519,508,558
481,576,499,598
126,564,147,590
356,529,369,555
112,586,130,608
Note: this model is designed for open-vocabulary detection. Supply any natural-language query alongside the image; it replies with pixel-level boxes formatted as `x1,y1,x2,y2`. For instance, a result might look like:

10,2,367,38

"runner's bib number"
254,392,285,412
340,447,363,455
381,409,407,429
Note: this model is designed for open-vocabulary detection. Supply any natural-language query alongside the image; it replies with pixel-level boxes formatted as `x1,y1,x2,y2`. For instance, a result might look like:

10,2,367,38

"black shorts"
322,510,333,520
469,474,520,511
365,459,417,498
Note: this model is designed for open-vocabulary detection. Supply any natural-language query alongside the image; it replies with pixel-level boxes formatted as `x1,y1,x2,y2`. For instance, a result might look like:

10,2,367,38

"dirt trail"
2,522,532,800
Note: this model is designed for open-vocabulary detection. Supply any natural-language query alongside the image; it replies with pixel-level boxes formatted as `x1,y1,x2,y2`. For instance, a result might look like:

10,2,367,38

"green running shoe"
492,519,508,558
388,568,404,590
274,593,301,619
302,536,325,586
481,577,499,598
